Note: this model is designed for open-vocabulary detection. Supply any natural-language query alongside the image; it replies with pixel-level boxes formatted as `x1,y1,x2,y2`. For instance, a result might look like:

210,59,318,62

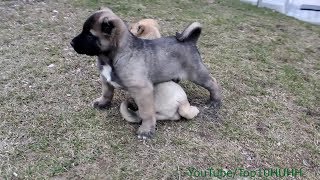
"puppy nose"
70,41,74,47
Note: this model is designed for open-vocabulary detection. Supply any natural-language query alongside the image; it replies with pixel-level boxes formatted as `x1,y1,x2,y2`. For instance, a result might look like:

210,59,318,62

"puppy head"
71,8,127,56
130,19,161,39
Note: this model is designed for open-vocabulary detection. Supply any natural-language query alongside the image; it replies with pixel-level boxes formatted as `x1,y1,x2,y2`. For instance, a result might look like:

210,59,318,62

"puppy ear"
101,17,115,35
99,7,106,10
137,25,145,36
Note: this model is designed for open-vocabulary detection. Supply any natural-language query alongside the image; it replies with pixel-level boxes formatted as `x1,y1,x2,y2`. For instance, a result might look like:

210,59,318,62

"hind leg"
189,65,222,108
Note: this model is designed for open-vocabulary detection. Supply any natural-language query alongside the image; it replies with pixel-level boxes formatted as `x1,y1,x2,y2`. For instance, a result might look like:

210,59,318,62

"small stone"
48,64,55,68
303,159,310,167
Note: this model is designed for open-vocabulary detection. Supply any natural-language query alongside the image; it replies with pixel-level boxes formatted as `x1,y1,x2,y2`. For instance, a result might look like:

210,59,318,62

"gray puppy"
119,19,199,124
70,8,222,139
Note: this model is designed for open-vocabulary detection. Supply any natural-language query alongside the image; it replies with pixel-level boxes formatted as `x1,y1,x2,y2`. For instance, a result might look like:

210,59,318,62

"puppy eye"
87,33,95,39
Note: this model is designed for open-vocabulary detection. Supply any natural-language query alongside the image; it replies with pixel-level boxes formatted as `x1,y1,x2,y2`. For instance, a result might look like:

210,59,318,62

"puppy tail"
176,22,202,42
120,100,141,123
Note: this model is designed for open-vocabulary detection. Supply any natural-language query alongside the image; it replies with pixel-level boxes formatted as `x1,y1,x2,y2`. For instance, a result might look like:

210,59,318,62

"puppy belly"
101,65,122,88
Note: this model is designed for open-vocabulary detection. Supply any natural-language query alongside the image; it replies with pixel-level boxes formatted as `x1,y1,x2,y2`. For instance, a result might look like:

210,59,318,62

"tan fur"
130,19,161,39
90,9,129,50
120,81,199,123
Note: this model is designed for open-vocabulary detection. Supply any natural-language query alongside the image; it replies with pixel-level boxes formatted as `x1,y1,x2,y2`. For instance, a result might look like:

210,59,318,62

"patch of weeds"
86,146,103,162
282,66,304,86
277,65,317,107
286,47,304,62
249,43,272,63
171,138,189,146
304,23,320,34
211,17,226,26
110,142,125,153
262,100,282,113
304,47,316,54
51,158,79,176
76,109,97,120
73,0,100,8
302,143,319,156
316,61,320,70
14,92,38,105
115,166,135,179
271,36,287,45
248,85,269,96
47,45,61,57
71,137,86,153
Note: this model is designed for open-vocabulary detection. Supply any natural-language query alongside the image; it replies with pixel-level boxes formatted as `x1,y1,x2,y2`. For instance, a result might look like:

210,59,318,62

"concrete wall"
240,0,320,25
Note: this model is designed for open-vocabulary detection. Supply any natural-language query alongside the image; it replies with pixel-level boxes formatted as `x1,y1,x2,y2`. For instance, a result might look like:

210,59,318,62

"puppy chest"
101,65,122,88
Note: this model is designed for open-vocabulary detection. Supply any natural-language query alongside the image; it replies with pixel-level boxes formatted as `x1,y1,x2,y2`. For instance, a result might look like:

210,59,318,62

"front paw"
137,125,156,140
92,97,111,109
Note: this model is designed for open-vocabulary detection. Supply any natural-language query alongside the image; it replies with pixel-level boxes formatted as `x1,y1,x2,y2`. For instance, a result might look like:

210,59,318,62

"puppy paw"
92,97,111,109
207,99,222,109
190,106,200,118
137,125,156,140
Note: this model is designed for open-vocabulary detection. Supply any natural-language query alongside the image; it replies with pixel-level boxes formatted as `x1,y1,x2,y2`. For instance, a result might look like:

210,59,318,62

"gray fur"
70,8,222,139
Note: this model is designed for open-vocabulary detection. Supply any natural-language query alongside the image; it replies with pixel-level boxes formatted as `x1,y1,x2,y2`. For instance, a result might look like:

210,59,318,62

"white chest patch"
101,65,112,81
101,65,122,88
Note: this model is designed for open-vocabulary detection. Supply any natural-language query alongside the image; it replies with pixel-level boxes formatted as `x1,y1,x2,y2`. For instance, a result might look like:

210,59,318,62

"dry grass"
0,0,319,179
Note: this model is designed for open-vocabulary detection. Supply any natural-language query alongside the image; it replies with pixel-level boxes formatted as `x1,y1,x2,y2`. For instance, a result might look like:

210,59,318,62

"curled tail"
120,100,141,123
176,22,202,42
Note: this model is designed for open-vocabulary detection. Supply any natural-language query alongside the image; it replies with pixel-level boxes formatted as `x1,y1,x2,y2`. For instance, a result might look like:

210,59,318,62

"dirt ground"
0,0,319,179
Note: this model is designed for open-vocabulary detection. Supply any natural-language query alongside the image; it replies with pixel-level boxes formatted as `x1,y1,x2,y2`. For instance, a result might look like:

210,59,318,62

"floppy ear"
136,25,145,36
101,17,115,35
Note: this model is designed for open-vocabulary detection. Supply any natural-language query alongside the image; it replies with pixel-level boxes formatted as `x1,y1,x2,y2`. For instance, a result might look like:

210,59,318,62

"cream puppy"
129,19,161,39
120,19,199,123
120,81,199,122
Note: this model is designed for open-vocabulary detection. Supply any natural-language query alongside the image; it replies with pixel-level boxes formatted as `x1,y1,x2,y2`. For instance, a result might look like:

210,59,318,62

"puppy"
120,81,199,122
129,19,161,39
120,19,199,123
70,8,222,139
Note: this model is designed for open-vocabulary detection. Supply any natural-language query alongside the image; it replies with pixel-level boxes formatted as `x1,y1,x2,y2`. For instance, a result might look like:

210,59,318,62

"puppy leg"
93,75,114,109
189,66,222,108
129,82,156,139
